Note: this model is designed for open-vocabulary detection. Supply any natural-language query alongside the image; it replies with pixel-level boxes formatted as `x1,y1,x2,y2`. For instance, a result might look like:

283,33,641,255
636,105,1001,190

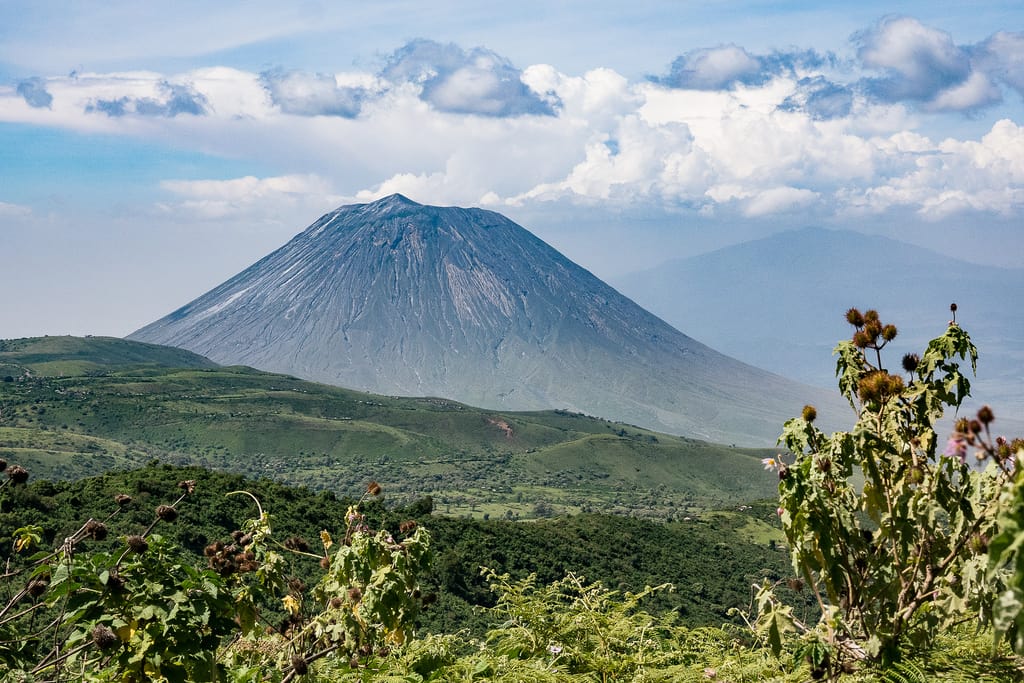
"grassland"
0,336,780,518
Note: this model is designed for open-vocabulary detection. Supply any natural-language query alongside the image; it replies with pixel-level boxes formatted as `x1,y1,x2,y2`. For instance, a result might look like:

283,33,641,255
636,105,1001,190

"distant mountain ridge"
130,195,842,446
613,227,1024,425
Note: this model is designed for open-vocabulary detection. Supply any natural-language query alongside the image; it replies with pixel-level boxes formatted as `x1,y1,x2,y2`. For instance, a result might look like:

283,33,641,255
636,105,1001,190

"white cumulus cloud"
1,25,1022,227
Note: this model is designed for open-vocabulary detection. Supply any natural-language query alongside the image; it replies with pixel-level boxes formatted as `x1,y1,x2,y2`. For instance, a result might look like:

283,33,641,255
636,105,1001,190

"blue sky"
1,1,1022,337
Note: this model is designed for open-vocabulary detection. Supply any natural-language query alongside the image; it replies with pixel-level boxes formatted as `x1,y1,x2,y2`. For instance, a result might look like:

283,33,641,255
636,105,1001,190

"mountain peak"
362,193,422,210
130,200,840,446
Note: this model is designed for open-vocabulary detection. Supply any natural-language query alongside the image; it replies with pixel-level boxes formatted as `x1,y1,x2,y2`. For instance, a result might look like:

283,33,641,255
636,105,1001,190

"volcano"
130,194,838,445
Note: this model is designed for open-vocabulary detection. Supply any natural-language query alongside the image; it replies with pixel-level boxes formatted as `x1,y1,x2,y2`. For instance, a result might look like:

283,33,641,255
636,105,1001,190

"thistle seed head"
91,624,118,650
284,536,310,552
853,330,872,349
126,535,148,554
901,353,920,373
85,520,108,541
7,465,29,484
27,578,49,597
156,505,178,522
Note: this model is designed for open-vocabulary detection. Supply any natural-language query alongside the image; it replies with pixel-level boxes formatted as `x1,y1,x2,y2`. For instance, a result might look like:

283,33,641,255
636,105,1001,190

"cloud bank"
1,22,1023,225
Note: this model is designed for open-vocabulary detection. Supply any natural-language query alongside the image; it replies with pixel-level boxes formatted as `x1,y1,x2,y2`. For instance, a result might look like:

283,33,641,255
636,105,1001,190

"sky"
1,1,1023,339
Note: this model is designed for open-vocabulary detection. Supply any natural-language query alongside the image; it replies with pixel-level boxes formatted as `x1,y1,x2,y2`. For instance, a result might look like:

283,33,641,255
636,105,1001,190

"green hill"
0,336,781,518
0,335,217,377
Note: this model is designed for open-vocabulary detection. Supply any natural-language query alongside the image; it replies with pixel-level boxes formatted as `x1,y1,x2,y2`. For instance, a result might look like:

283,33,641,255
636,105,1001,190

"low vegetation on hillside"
1,311,1023,680
0,336,776,518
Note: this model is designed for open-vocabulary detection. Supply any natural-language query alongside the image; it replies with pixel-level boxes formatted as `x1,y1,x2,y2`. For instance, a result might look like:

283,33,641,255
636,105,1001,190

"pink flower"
944,436,967,463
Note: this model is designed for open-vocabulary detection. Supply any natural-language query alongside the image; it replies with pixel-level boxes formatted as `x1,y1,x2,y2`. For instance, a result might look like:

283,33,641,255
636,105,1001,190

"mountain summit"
130,195,834,445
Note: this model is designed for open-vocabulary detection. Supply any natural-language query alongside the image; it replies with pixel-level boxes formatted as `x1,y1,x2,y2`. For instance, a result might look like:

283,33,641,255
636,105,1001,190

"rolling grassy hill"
0,336,783,519
0,335,217,376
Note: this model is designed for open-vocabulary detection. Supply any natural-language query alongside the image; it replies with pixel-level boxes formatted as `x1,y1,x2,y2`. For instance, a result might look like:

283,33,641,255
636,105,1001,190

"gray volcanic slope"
130,195,840,446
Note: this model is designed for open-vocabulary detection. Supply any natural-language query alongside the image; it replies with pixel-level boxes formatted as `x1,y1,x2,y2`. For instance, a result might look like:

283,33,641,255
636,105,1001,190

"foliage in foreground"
2,309,1024,680
0,461,791,638
756,307,1024,678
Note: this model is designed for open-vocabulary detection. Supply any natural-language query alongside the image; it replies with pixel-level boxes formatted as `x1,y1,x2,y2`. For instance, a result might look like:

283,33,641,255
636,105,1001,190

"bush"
755,307,1023,677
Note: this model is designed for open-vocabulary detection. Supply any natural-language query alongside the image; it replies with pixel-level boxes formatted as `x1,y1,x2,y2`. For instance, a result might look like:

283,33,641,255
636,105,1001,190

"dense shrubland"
2,310,1024,681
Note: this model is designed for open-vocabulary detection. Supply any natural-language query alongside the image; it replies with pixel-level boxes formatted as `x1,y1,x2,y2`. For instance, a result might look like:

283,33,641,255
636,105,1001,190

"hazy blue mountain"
129,195,842,446
613,227,1024,429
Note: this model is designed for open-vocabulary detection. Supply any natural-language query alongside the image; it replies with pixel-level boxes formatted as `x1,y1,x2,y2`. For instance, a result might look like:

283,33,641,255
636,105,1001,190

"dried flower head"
290,655,308,676
845,308,864,327
156,505,178,522
977,405,994,425
882,324,898,342
7,465,29,484
91,624,119,650
27,578,49,597
399,520,418,534
284,536,310,552
366,481,382,497
177,480,196,494
901,353,920,374
0,458,7,472
801,405,817,423
114,493,132,506
858,371,903,404
852,330,872,349
85,520,108,541
126,535,148,554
